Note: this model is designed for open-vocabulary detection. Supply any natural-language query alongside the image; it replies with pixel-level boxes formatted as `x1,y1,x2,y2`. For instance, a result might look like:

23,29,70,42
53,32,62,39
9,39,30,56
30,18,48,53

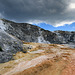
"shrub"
0,46,3,51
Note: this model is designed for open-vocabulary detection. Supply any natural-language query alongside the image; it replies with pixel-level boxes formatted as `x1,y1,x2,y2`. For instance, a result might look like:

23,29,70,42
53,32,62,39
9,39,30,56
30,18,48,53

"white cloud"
54,21,75,27
69,3,75,9
0,0,75,27
27,20,43,24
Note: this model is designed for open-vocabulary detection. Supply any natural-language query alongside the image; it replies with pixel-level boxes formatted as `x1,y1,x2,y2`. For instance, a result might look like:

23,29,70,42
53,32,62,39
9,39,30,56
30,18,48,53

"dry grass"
61,47,75,50
13,52,26,59
13,43,75,61
12,55,69,75
13,60,53,75
0,43,75,75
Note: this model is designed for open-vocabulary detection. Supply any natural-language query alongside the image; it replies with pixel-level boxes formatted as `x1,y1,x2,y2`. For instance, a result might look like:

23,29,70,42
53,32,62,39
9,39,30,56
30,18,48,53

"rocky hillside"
0,19,23,63
0,30,23,63
1,19,75,45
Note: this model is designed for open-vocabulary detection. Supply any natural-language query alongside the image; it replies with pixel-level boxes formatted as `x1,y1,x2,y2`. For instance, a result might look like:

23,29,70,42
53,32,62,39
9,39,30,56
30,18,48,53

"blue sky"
33,22,75,31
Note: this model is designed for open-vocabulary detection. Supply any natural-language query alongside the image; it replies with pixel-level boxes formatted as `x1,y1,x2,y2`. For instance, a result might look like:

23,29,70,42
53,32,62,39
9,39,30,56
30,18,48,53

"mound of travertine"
0,43,75,75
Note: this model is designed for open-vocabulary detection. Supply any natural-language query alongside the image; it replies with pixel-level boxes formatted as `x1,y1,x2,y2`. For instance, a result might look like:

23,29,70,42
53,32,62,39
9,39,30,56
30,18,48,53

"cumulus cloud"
0,0,75,26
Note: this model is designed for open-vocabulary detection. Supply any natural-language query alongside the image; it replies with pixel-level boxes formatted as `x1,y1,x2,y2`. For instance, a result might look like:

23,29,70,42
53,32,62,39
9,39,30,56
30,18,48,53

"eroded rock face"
54,30,75,44
1,19,75,45
0,30,23,63
0,30,23,52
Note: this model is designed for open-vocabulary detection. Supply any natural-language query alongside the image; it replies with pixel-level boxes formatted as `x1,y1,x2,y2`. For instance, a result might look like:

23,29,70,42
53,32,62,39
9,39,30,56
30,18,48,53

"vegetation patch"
0,46,3,51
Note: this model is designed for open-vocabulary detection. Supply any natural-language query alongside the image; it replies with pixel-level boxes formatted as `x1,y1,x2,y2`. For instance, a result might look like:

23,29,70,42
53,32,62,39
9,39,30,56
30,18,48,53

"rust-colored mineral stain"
61,54,75,75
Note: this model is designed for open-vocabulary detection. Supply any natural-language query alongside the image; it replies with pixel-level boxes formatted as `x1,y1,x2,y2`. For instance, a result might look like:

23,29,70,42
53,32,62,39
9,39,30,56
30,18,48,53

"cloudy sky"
0,0,75,31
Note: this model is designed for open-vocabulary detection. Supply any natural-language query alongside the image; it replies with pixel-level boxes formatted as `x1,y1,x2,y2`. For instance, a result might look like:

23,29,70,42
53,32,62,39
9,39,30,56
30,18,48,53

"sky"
33,22,75,31
0,0,75,31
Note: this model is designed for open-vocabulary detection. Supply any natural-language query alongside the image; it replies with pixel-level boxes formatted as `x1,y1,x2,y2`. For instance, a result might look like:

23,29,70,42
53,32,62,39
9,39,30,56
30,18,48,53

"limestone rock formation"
1,19,75,45
0,19,23,63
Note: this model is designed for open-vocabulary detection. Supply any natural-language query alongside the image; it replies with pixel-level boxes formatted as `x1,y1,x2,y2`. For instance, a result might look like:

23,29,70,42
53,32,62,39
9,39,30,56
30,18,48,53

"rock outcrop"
1,19,75,45
0,19,23,63
0,30,23,63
